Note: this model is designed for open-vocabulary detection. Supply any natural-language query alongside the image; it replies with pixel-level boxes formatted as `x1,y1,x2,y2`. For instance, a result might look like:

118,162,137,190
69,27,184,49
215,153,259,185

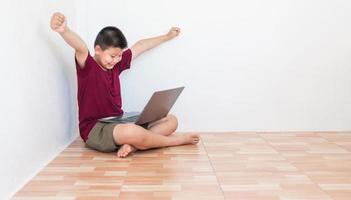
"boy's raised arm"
50,12,88,68
130,27,180,60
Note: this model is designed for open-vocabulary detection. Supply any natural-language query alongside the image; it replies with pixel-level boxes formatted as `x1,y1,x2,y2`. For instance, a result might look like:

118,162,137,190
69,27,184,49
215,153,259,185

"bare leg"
117,114,179,158
147,114,178,136
114,123,199,152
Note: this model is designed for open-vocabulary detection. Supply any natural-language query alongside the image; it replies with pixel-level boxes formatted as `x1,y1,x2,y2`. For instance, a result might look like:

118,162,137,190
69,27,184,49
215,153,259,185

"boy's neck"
93,55,108,71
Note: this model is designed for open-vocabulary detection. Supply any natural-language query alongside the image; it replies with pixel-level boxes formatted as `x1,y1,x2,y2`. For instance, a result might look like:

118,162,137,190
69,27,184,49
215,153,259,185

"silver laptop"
98,87,184,125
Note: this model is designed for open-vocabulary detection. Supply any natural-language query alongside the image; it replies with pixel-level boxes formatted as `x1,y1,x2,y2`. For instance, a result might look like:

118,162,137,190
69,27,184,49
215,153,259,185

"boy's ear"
94,45,102,55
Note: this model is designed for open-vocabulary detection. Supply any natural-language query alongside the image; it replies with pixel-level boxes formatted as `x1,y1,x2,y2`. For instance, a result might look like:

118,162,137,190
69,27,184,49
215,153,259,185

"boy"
50,12,200,158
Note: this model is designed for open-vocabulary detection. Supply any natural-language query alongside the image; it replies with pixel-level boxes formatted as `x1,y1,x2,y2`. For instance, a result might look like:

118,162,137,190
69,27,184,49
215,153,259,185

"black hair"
94,26,128,50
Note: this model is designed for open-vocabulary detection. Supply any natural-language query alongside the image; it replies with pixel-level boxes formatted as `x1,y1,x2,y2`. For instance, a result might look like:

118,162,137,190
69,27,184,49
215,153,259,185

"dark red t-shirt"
75,49,132,142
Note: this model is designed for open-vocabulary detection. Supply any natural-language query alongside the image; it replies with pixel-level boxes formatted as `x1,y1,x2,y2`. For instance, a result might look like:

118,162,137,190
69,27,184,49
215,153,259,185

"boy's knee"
168,114,177,121
167,114,178,130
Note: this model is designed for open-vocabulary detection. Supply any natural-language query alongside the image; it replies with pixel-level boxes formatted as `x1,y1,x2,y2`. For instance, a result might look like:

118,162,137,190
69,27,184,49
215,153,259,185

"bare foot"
117,144,137,158
183,133,200,145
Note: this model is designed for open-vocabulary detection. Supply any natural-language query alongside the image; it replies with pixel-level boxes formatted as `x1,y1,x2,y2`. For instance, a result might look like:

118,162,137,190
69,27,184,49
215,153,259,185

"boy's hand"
166,27,181,39
50,12,67,33
131,27,181,60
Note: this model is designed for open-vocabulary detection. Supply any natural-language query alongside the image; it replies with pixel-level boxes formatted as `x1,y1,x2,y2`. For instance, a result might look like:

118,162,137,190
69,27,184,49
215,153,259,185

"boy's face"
94,46,123,70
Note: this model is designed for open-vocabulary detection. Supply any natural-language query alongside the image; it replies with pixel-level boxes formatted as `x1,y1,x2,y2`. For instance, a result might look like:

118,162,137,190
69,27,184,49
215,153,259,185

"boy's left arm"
130,27,180,60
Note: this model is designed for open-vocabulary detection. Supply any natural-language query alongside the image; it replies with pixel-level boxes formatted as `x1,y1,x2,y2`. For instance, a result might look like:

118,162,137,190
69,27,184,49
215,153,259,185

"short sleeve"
75,52,93,77
116,49,132,74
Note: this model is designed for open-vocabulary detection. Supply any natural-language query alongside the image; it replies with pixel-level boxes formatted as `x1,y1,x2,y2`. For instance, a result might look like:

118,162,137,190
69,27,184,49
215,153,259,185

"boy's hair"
94,26,128,50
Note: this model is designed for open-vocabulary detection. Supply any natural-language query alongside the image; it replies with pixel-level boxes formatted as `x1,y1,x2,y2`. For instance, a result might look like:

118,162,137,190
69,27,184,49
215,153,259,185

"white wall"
0,0,79,199
85,0,351,132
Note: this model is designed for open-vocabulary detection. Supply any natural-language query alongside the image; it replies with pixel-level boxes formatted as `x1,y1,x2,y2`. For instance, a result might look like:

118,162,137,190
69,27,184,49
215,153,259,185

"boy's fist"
50,12,67,33
166,27,181,39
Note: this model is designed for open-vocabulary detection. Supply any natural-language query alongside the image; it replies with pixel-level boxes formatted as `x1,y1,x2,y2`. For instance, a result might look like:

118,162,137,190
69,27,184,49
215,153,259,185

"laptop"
98,86,185,125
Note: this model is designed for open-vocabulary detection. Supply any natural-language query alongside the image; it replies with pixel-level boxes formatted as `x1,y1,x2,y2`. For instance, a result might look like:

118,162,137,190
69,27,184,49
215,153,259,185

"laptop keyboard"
123,115,139,122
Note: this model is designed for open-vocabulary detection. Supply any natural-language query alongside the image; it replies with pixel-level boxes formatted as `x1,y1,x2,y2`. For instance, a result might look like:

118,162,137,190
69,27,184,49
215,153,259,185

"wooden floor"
12,132,351,200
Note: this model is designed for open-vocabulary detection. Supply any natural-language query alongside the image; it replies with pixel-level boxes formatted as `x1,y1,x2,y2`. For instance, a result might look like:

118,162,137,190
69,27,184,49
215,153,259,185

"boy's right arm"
50,12,88,68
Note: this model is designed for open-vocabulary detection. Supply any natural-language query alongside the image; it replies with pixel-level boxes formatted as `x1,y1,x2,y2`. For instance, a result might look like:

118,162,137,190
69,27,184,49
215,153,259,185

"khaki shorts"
86,122,150,153
86,122,120,152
